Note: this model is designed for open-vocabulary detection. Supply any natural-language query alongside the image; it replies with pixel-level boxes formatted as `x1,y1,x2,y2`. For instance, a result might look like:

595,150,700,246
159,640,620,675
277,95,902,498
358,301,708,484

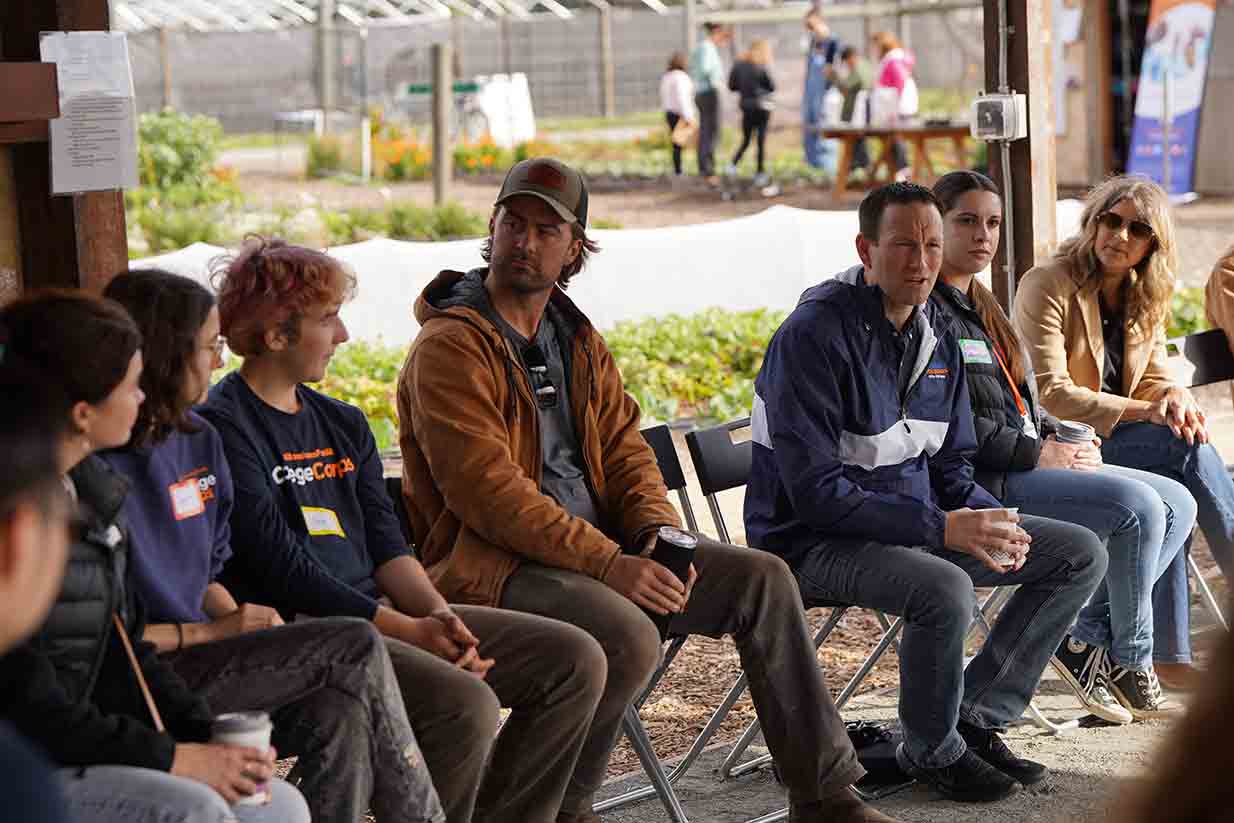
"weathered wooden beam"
0,63,60,123
1,0,129,293
984,0,1057,311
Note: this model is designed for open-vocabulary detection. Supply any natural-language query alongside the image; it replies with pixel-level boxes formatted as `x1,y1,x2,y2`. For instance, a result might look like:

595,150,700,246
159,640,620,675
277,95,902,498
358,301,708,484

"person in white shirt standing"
660,52,697,177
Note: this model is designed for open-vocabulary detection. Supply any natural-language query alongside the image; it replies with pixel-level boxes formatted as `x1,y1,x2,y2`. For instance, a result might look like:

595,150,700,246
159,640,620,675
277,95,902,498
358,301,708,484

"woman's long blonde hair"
1053,175,1178,340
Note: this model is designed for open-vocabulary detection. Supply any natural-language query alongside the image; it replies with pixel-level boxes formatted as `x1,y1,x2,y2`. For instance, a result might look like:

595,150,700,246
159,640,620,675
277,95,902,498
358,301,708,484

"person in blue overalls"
802,9,840,174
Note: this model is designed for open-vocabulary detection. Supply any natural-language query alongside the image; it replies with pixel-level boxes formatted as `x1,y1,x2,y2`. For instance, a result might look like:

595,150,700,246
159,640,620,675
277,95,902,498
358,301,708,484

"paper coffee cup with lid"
1055,420,1096,444
212,712,273,806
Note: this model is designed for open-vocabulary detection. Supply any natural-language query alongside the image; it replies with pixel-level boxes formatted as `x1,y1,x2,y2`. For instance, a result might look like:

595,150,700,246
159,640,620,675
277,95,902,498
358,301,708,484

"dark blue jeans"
794,514,1106,768
1102,421,1234,662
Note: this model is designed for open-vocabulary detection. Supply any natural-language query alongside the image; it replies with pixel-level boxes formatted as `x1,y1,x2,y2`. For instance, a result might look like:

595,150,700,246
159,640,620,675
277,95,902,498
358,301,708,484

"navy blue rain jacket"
744,266,999,568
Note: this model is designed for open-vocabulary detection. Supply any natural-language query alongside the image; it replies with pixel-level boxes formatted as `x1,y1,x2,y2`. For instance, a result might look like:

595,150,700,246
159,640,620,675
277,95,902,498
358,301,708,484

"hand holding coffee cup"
212,712,274,806
944,507,1030,573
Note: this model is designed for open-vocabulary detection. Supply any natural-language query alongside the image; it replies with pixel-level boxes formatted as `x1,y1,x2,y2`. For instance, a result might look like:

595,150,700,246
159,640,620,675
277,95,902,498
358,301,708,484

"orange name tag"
169,478,205,521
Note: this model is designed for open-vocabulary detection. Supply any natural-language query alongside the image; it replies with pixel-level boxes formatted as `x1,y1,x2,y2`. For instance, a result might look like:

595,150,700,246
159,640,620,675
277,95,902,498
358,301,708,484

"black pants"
733,107,771,174
666,111,683,175
695,89,719,176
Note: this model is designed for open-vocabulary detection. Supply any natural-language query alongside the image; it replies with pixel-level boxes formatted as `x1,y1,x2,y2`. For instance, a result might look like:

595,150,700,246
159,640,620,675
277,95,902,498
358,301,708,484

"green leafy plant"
306,135,345,178
385,201,486,241
138,109,224,190
1169,286,1209,339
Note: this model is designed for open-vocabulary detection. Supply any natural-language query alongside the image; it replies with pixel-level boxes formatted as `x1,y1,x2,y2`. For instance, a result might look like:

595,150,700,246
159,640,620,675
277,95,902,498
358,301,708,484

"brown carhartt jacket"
1203,244,1234,342
1012,261,1174,437
396,268,681,607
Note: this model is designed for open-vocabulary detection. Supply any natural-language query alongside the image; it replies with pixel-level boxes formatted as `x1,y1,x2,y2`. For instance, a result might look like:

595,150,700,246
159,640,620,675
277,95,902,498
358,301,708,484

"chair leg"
593,708,690,822
1189,552,1228,631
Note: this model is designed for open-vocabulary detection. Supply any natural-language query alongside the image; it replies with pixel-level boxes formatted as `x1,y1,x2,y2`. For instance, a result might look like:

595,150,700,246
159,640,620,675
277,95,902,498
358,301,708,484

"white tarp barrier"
133,202,1085,347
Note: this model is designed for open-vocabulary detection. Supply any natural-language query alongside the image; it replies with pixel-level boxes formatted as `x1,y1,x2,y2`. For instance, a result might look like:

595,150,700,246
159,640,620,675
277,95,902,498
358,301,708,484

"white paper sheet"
39,31,138,194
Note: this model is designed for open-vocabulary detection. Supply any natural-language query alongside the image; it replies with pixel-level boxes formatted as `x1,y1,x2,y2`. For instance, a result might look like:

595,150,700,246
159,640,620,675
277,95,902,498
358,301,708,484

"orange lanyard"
990,343,1028,418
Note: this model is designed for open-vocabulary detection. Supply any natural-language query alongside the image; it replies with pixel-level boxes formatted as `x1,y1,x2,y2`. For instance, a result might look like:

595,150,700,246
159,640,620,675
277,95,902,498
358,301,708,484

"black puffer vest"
35,455,135,704
931,282,1057,500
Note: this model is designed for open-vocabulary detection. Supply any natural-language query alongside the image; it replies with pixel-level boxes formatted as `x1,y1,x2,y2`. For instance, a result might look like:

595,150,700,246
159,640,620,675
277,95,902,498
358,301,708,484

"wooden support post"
158,27,173,109
598,5,616,118
501,16,512,76
432,43,453,206
983,0,1057,312
1,0,128,292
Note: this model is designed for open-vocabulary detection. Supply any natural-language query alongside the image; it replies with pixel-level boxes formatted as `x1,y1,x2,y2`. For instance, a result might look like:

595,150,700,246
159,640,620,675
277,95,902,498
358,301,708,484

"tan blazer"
1011,261,1174,437
1204,244,1234,342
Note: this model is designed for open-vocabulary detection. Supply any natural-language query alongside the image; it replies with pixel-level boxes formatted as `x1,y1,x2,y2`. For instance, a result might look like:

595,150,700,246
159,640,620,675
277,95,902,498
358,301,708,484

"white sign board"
39,31,139,195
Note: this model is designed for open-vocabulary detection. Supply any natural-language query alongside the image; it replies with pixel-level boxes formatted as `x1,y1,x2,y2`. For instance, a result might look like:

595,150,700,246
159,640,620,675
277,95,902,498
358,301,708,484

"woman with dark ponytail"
931,170,1195,727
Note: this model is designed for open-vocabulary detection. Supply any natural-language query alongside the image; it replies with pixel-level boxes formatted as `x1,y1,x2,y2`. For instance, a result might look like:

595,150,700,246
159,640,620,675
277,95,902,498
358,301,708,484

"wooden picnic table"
820,122,973,202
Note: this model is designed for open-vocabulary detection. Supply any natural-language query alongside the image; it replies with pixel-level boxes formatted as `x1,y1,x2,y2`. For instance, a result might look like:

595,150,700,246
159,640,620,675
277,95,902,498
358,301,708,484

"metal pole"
996,0,1016,306
1161,68,1173,192
318,0,337,132
599,5,616,118
158,28,173,109
432,43,453,206
684,0,697,55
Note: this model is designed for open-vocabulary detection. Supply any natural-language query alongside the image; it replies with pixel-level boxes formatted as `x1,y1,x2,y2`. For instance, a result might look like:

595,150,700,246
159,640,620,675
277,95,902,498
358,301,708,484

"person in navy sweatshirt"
102,269,444,823
199,238,607,823
745,182,1107,803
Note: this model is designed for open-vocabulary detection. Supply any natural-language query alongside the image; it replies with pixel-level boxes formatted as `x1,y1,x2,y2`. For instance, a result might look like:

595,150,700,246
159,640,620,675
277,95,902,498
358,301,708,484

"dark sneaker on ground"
895,743,1019,803
1051,635,1133,725
1107,663,1181,720
957,721,1048,787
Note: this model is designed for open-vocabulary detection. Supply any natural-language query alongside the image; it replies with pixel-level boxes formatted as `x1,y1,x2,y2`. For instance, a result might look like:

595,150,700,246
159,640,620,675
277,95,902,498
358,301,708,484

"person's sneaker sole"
895,744,1019,803
1049,656,1133,725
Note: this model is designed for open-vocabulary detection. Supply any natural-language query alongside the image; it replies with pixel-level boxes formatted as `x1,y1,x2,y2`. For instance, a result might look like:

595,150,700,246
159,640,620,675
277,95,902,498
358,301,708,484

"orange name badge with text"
169,478,206,521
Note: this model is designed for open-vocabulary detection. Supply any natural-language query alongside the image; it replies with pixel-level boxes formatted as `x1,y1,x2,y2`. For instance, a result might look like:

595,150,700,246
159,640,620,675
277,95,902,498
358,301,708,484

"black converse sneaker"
1051,635,1133,725
1107,663,1181,720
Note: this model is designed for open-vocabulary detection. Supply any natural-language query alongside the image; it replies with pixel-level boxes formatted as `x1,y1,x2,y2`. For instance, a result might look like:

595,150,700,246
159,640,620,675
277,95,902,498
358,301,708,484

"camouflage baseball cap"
495,157,589,228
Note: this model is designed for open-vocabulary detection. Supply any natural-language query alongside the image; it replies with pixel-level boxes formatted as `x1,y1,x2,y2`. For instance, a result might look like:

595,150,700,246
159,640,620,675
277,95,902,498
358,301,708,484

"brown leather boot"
789,787,905,823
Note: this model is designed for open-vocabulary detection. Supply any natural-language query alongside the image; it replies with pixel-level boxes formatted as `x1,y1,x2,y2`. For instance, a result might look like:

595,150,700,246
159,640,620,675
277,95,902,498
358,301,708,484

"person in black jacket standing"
727,38,776,186
931,170,1194,725
0,291,310,823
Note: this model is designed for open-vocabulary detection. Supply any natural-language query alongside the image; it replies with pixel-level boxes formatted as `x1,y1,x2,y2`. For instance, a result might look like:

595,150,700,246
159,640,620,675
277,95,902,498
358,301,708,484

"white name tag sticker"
958,338,994,365
1022,416,1039,439
169,479,205,521
302,506,345,538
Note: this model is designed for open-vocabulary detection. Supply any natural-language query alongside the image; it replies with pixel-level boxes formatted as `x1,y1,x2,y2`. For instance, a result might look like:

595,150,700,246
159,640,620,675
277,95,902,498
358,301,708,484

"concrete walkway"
597,669,1172,823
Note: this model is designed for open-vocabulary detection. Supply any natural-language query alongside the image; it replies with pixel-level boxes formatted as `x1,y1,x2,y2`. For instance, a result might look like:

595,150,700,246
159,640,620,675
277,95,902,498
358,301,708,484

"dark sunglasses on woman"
1098,211,1155,242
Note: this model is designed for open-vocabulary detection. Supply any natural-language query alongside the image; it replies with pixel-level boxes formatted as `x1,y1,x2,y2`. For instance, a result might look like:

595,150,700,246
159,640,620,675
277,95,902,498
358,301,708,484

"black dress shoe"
957,720,1048,787
895,743,1019,802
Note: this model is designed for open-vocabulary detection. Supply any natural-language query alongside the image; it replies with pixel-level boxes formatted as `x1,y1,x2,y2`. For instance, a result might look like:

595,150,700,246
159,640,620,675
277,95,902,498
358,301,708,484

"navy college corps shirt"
199,372,409,619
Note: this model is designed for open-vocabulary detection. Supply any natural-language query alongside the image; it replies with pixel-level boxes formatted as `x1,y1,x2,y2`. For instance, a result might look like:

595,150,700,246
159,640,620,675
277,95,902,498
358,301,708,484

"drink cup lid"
213,712,271,733
657,526,699,548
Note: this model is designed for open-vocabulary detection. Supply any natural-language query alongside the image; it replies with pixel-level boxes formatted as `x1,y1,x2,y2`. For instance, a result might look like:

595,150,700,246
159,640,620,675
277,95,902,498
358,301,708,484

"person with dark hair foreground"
746,182,1106,802
102,269,444,823
930,171,1192,724
0,291,309,823
0,363,75,823
199,234,606,823
398,158,896,823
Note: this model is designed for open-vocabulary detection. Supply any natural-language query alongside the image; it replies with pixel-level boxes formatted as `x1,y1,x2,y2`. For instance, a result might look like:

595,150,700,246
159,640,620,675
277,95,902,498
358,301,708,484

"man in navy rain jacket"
746,182,1106,803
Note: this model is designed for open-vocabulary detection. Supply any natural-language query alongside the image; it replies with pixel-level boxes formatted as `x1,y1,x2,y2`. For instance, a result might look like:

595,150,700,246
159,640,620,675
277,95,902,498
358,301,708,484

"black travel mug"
645,526,698,640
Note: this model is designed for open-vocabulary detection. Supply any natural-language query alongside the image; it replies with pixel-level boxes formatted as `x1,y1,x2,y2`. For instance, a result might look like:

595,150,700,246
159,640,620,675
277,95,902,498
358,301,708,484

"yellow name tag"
302,506,345,538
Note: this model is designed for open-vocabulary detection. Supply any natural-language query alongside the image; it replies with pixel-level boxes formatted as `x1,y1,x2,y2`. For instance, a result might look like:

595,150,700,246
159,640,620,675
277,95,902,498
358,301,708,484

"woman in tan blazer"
1013,175,1234,695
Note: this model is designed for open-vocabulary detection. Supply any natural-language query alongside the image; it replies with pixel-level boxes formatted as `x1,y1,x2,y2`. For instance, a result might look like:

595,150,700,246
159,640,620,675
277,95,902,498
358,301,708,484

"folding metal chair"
593,424,731,823
683,418,908,809
1164,328,1233,630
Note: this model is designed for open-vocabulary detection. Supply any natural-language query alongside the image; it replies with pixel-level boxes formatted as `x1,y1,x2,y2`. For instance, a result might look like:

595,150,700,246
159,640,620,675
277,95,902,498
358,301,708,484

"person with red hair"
200,237,606,823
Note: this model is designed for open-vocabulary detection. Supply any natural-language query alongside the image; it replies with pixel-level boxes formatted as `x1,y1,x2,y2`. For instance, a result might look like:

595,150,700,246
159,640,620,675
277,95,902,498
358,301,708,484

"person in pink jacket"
871,31,917,180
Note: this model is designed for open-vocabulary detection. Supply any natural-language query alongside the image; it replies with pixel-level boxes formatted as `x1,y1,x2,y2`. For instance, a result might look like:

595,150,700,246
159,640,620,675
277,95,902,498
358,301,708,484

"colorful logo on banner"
1127,0,1216,194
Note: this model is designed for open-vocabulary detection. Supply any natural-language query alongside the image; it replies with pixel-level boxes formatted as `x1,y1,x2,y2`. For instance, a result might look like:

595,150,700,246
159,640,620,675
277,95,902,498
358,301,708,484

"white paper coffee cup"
212,712,273,806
